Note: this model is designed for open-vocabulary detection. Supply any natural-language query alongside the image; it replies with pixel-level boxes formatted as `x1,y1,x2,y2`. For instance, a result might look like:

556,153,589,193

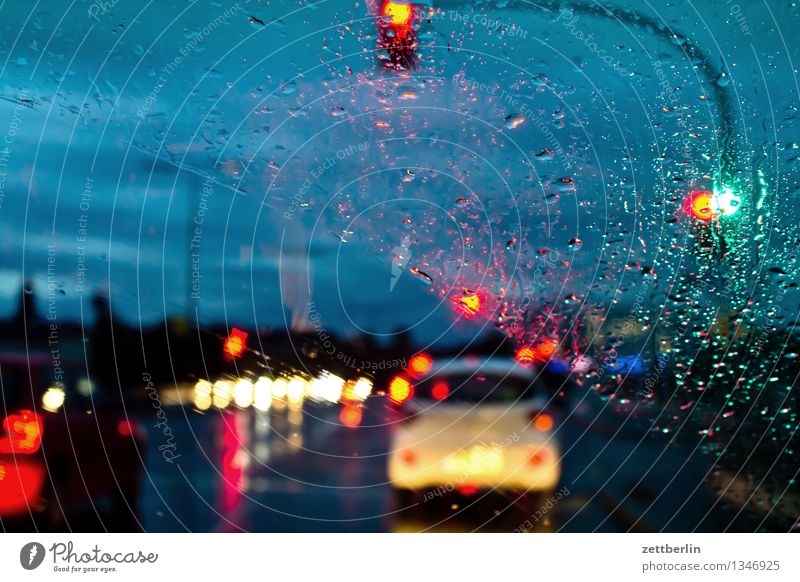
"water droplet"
410,269,433,285
278,80,297,95
398,86,418,100
504,113,525,129
568,237,583,250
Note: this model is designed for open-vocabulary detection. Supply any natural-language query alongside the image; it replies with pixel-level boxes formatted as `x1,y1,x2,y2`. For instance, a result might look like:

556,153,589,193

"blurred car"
387,356,561,500
0,353,145,531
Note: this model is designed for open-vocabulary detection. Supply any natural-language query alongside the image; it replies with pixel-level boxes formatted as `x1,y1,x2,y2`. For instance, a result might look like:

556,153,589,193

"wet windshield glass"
0,0,798,534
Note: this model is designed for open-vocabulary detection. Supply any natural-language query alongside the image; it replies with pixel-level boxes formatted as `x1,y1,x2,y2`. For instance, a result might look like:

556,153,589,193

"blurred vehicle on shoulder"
0,352,145,531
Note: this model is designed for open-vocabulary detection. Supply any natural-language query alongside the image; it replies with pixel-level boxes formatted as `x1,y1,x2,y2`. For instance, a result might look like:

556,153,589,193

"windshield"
0,0,798,534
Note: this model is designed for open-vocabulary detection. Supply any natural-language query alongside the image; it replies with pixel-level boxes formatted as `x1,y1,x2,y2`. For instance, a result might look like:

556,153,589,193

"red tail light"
388,376,413,405
408,353,433,377
117,419,145,438
529,448,549,466
0,411,43,454
117,420,132,436
340,404,363,428
431,380,449,401
531,412,554,432
401,450,417,465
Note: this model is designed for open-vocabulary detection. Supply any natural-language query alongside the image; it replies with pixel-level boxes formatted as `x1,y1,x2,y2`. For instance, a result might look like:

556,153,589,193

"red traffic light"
377,1,418,68
223,328,248,360
684,190,715,222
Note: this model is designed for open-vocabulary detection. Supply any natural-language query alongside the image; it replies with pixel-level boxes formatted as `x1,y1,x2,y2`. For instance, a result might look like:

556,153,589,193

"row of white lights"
193,373,374,411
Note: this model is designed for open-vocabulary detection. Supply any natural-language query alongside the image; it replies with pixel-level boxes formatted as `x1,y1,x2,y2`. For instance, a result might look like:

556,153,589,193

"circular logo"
20,542,46,570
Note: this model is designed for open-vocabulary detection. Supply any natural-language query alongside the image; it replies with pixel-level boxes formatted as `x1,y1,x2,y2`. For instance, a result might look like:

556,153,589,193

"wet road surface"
136,395,725,533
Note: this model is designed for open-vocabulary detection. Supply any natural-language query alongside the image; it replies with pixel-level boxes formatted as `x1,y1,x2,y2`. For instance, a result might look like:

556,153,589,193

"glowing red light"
377,1,417,69
221,412,245,512
401,450,417,465
516,339,558,366
529,448,548,466
382,1,413,27
0,411,43,454
458,485,480,496
685,190,715,222
0,461,45,516
455,293,482,319
340,404,363,428
223,328,248,360
116,420,134,437
388,376,413,404
533,414,554,432
431,380,449,401
515,347,537,367
408,353,433,376
537,338,558,360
